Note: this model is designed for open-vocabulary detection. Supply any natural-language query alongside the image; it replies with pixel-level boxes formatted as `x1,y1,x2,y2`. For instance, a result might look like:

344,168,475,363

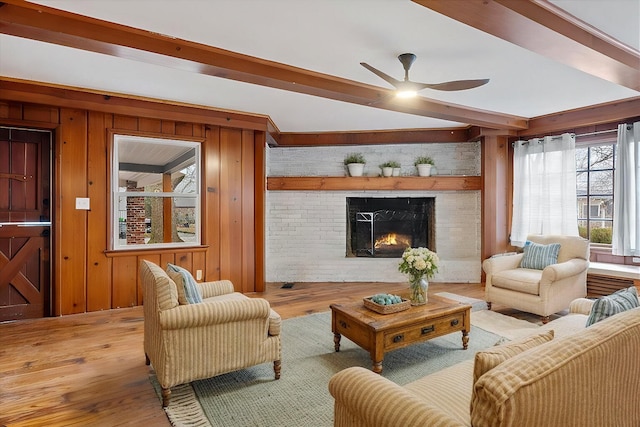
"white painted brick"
265,143,481,283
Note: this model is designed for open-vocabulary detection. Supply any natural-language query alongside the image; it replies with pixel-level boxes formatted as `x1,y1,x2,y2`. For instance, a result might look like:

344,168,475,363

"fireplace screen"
346,197,435,258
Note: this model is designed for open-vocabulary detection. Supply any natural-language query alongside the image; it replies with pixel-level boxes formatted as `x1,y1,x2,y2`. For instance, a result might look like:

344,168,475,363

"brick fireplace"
347,197,435,258
265,142,482,283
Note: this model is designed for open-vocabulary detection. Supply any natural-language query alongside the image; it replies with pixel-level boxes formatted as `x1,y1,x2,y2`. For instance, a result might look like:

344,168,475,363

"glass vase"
409,277,428,305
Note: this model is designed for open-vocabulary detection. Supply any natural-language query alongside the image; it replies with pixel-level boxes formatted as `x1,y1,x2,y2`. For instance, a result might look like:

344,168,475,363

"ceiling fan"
360,53,489,97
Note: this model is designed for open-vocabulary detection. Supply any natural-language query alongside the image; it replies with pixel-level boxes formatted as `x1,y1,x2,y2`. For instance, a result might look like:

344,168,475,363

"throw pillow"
166,268,189,305
472,330,555,385
471,330,555,424
166,263,203,304
585,286,639,327
519,241,561,270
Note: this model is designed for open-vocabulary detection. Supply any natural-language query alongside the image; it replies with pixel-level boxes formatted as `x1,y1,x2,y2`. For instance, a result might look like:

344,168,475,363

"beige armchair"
140,260,281,407
483,235,589,323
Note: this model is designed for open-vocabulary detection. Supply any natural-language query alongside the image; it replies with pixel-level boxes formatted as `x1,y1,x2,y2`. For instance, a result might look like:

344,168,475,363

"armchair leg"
274,360,281,380
487,302,492,310
145,353,150,366
541,316,550,324
161,387,171,407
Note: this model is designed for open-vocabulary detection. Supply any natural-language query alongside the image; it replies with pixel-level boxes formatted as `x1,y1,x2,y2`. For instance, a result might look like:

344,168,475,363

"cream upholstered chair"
483,234,590,323
140,260,281,407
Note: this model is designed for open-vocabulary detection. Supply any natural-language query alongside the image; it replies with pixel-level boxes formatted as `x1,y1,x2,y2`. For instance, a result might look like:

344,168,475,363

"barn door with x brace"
0,127,51,321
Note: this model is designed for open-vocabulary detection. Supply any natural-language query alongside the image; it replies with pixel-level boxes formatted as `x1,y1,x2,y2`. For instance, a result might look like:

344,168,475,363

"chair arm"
541,259,588,283
569,298,595,315
569,293,640,315
329,367,464,427
482,253,524,275
198,280,235,298
159,298,271,330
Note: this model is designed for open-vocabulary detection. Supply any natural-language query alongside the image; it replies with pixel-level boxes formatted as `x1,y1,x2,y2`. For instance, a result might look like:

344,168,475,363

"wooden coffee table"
330,295,471,374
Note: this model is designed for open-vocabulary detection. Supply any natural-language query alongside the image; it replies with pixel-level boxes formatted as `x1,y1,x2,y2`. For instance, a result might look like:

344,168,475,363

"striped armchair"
140,260,282,407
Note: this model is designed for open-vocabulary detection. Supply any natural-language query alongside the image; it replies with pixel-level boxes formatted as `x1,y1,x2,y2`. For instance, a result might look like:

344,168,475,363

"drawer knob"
339,320,347,329
393,334,404,343
421,325,435,335
451,319,459,326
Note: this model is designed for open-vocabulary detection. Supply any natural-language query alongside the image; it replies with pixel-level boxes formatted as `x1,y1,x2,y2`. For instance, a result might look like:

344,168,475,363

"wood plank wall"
0,101,264,315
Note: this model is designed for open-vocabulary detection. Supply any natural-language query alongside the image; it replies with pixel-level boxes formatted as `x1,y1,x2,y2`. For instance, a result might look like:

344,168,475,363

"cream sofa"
483,234,590,323
329,299,640,427
140,260,282,407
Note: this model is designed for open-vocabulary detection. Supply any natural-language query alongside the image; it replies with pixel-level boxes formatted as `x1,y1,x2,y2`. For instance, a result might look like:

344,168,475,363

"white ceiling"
1,0,638,133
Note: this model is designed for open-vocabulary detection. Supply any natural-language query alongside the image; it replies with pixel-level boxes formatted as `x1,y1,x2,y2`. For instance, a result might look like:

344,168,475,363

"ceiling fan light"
396,90,417,98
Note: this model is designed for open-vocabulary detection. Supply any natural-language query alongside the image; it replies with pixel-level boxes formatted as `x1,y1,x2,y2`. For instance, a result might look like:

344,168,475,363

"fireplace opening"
346,197,435,258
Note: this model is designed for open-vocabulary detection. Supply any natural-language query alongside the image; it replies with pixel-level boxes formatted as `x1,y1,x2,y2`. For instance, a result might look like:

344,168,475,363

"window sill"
588,262,640,280
104,245,209,257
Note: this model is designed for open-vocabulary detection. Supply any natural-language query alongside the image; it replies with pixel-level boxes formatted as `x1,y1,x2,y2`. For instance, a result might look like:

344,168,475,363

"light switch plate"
75,197,90,210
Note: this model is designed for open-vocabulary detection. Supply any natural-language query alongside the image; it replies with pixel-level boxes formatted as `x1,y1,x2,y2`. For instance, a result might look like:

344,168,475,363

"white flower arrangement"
398,247,439,281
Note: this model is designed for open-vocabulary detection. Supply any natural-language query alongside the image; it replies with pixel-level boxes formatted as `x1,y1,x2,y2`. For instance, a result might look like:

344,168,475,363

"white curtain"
612,121,640,256
511,133,578,247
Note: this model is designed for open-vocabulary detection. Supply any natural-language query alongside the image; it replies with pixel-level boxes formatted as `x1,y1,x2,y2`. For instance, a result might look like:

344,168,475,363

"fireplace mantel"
266,176,481,191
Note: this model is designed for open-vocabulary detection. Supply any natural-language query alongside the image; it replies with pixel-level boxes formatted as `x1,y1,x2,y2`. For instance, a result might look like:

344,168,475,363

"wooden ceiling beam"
0,78,273,131
0,0,527,130
414,0,640,91
275,128,472,147
525,96,640,136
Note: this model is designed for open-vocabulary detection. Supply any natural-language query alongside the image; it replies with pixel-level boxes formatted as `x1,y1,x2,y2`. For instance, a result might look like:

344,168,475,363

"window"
112,134,201,250
576,144,615,244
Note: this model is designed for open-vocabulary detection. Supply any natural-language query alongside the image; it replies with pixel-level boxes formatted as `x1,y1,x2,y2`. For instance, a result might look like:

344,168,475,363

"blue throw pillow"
166,263,203,304
586,286,639,327
519,241,561,270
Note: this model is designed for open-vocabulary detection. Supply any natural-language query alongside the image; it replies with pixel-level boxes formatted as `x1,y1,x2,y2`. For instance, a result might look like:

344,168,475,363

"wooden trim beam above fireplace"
267,176,481,191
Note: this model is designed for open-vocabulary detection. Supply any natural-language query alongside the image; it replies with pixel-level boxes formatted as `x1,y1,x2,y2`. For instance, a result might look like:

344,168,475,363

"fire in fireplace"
346,197,435,258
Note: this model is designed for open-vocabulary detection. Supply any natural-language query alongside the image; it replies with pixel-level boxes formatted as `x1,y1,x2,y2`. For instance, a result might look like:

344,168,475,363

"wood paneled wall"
0,101,265,315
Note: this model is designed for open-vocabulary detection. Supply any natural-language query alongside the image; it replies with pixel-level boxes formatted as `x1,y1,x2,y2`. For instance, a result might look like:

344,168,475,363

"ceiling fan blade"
415,79,490,92
360,62,401,88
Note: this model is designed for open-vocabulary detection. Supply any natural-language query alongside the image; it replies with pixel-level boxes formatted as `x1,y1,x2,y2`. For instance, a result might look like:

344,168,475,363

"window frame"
110,133,202,251
576,140,616,245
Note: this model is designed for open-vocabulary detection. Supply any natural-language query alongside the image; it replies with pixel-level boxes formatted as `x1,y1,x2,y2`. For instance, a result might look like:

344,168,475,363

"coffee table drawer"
333,312,371,350
383,312,465,350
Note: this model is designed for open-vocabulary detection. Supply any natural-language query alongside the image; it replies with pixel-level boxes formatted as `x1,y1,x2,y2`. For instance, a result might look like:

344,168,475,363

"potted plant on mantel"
379,161,400,177
391,161,402,177
414,156,435,177
344,153,366,177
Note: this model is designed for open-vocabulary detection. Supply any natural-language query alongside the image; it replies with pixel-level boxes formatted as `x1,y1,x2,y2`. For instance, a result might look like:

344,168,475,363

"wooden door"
0,127,51,321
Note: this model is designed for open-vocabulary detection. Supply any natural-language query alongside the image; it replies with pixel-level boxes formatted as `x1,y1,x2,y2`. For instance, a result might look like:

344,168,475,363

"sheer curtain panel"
612,122,640,256
511,133,579,247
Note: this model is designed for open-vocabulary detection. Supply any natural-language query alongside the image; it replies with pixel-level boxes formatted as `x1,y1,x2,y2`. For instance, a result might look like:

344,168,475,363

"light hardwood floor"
0,281,490,426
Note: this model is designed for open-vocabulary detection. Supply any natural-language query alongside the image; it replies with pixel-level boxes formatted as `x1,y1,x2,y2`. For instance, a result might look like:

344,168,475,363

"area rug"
151,308,522,427
471,310,541,340
434,291,488,312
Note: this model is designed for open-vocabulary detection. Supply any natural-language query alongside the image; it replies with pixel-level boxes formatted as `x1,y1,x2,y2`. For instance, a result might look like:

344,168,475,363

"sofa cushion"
404,359,475,426
166,263,203,304
472,329,555,386
520,241,561,270
491,268,542,295
471,330,554,422
585,286,639,327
